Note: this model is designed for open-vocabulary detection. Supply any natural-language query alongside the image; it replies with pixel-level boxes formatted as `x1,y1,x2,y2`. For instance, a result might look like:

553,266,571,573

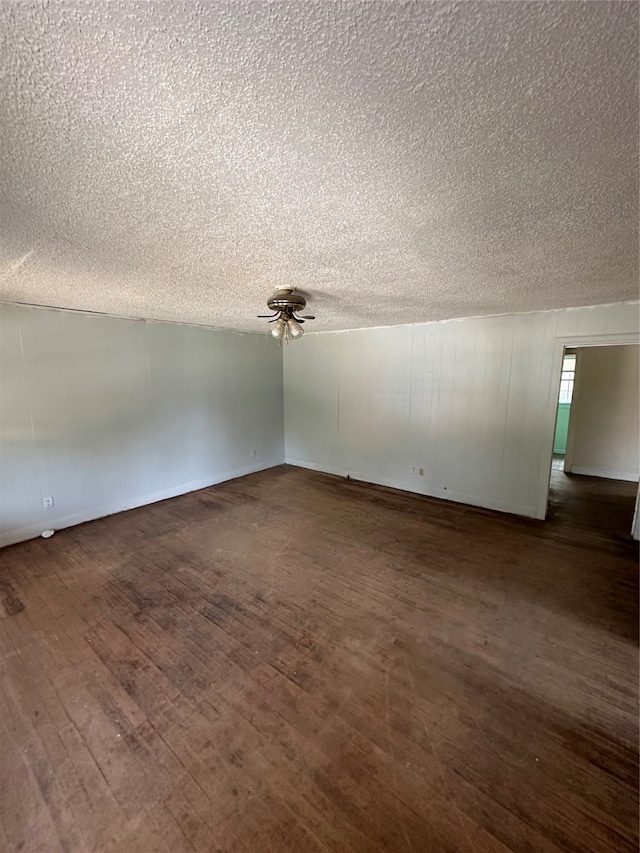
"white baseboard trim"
0,458,284,549
284,457,537,519
568,465,639,482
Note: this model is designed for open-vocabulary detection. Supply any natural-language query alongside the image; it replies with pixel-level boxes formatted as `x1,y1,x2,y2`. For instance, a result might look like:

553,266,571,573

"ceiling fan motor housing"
267,286,307,313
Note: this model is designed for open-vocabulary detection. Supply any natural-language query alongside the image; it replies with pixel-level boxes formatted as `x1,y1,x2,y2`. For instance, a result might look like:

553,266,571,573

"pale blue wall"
0,304,284,547
284,303,640,520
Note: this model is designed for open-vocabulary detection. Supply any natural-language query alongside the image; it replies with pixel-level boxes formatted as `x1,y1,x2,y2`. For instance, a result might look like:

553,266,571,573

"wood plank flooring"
0,466,638,853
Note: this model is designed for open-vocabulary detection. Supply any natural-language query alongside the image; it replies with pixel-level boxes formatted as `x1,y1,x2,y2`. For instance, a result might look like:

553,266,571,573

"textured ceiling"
0,1,638,333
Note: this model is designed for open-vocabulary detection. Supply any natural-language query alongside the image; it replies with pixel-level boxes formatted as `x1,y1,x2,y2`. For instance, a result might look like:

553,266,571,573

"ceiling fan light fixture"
287,318,304,339
258,286,315,342
270,318,286,339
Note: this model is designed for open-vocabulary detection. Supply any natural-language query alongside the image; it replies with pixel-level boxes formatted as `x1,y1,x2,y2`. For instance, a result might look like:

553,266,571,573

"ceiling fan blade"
257,313,279,318
298,315,315,320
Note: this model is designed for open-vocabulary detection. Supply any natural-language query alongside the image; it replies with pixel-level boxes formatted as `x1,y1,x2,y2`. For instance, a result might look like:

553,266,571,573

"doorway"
547,344,640,539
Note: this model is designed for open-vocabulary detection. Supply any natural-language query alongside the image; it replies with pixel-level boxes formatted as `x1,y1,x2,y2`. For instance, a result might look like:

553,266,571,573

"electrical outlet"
43,496,54,509
419,468,424,476
412,466,417,475
251,449,257,458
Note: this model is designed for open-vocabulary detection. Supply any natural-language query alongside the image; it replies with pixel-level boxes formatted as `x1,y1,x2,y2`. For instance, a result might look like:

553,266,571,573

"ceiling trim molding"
0,299,264,337
303,301,640,336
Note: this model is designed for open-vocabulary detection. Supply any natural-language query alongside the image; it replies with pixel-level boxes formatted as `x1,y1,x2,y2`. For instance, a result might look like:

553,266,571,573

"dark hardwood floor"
0,466,638,853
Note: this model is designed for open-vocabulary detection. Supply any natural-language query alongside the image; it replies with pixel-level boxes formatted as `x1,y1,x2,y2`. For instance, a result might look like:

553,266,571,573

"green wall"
553,403,571,454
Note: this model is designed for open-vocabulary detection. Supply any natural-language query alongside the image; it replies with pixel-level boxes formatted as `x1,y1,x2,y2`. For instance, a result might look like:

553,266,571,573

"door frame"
535,331,640,522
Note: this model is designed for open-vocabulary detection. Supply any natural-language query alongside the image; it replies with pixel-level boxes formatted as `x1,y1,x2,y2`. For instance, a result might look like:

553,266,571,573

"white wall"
3,301,637,549
564,345,639,481
284,302,639,519
0,304,284,547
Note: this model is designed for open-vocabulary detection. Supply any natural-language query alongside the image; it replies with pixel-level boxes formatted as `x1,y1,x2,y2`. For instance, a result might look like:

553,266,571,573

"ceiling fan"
258,286,315,341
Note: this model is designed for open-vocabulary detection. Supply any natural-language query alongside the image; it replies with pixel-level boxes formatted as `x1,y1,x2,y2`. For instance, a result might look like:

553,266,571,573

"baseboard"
0,458,284,549
284,457,537,519
568,465,639,482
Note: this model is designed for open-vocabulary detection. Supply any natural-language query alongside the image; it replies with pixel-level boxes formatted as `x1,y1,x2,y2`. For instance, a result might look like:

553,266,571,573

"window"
558,353,576,404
